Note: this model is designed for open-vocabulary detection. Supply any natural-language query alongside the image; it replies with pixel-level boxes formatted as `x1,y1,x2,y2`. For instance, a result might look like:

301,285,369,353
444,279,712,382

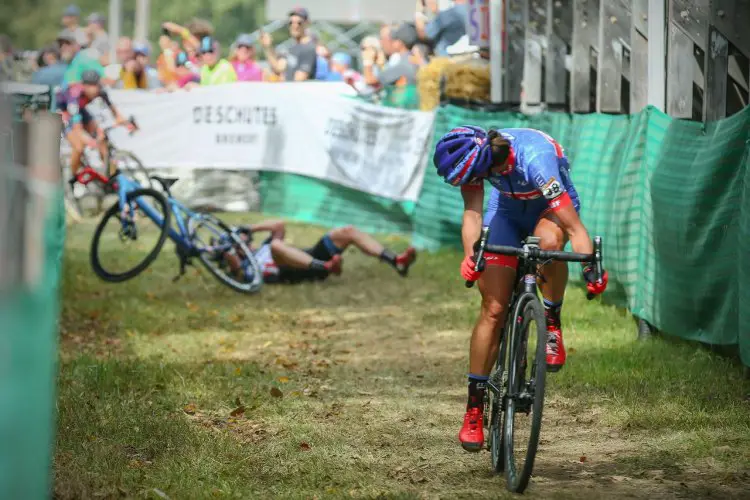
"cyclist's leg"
530,195,581,371
326,226,417,276
65,126,85,178
459,193,518,452
270,239,341,275
84,119,109,172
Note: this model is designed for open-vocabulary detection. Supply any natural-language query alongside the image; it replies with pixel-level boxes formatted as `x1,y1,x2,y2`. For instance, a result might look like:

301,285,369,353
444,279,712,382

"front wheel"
189,215,263,294
503,296,547,493
90,188,171,282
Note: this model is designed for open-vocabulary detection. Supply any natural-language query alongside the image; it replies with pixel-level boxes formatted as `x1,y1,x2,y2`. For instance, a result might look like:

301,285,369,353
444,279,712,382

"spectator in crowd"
379,23,400,63
156,35,180,87
326,52,362,85
415,0,468,57
314,41,331,80
60,4,89,47
363,23,418,90
261,7,317,82
114,36,133,64
410,42,431,67
0,35,15,81
174,51,200,88
59,31,103,88
31,47,67,88
86,13,110,65
116,41,159,90
161,21,202,57
134,42,161,88
198,36,236,86
231,34,263,82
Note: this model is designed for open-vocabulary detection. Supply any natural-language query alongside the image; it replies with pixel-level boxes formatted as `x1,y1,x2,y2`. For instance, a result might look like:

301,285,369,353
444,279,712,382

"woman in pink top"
231,34,264,82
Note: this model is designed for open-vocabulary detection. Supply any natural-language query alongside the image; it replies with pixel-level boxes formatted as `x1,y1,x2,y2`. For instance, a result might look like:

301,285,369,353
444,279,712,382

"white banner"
105,83,435,202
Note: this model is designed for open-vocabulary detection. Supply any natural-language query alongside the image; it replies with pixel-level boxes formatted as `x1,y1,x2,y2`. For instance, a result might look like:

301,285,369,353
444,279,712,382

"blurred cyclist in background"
58,69,133,187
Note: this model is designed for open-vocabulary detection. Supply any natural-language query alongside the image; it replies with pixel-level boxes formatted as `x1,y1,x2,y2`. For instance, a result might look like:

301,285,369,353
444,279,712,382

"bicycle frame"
115,174,210,257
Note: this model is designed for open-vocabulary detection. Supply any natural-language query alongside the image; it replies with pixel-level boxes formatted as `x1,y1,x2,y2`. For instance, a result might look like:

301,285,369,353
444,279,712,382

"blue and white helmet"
433,125,493,186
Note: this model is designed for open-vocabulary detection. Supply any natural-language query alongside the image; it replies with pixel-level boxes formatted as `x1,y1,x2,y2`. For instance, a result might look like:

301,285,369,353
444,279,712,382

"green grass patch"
56,215,750,499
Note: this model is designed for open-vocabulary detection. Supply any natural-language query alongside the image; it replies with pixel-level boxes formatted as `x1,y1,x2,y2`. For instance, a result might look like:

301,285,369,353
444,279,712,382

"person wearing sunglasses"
433,126,608,452
260,7,317,82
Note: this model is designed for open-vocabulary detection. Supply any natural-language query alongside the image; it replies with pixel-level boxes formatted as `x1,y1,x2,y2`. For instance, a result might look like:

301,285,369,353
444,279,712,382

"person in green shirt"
58,30,104,89
198,36,236,86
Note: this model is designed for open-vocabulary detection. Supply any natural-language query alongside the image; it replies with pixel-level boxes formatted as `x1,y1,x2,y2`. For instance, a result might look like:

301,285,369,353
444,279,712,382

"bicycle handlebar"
465,228,604,301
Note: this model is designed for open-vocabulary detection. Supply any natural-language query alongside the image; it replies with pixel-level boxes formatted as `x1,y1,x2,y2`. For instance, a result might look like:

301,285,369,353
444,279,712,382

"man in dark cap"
260,7,317,81
61,4,89,46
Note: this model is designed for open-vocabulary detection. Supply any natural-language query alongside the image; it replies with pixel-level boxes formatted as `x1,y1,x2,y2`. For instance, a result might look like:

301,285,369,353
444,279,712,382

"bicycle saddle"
151,176,179,188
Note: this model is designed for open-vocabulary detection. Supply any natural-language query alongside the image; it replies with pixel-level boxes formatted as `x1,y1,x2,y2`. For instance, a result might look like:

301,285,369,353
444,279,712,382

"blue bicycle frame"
115,173,221,257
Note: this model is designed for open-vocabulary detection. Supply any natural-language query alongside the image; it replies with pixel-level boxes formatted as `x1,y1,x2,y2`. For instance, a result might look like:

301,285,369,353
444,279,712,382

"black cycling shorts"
267,234,342,284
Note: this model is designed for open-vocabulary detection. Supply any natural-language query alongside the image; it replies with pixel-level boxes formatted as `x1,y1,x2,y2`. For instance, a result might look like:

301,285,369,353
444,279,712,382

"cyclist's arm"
529,154,593,255
461,182,484,257
553,204,593,255
248,220,285,240
100,91,126,124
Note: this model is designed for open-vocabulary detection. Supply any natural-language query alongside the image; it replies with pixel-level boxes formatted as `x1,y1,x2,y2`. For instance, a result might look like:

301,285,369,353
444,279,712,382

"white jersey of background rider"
484,128,578,204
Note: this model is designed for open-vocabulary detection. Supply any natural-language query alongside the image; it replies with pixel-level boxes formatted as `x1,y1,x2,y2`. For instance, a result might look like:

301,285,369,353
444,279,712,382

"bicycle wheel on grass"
503,295,547,493
90,188,171,282
188,214,263,294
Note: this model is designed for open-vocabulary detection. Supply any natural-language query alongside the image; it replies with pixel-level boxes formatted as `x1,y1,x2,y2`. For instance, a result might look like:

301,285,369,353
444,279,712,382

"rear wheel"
189,214,263,294
503,295,547,493
90,188,170,282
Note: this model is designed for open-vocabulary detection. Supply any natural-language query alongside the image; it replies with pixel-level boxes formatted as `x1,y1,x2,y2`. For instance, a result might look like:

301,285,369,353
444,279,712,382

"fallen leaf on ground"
611,476,628,482
270,387,283,398
183,403,197,415
278,376,290,383
230,406,245,417
263,340,272,348
186,302,200,312
579,455,587,463
234,367,241,376
299,442,311,451
568,347,577,354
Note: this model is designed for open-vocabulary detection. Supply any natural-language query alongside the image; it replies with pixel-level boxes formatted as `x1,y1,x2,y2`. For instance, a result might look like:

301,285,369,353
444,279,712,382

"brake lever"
466,226,490,288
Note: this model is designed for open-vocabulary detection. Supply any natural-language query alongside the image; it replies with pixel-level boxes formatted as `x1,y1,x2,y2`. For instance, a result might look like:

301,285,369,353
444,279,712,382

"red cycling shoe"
459,407,484,452
395,247,417,277
546,326,566,372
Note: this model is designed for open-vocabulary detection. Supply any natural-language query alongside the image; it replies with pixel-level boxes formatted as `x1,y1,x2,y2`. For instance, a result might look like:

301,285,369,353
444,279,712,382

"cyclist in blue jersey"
433,126,608,452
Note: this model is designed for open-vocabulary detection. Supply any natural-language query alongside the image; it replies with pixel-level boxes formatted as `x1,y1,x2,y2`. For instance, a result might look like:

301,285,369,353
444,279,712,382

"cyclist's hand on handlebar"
583,266,608,296
461,254,482,282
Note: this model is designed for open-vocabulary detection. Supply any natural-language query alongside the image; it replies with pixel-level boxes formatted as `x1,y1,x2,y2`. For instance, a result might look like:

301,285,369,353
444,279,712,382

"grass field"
57,214,750,499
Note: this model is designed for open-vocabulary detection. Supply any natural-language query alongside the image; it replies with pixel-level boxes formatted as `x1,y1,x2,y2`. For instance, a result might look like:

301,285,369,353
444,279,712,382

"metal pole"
647,0,666,111
490,0,504,103
108,0,122,64
134,0,150,42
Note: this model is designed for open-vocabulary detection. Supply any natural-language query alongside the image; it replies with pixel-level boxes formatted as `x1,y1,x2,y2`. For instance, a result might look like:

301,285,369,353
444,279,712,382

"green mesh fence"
258,171,414,235
412,104,750,366
0,190,65,499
